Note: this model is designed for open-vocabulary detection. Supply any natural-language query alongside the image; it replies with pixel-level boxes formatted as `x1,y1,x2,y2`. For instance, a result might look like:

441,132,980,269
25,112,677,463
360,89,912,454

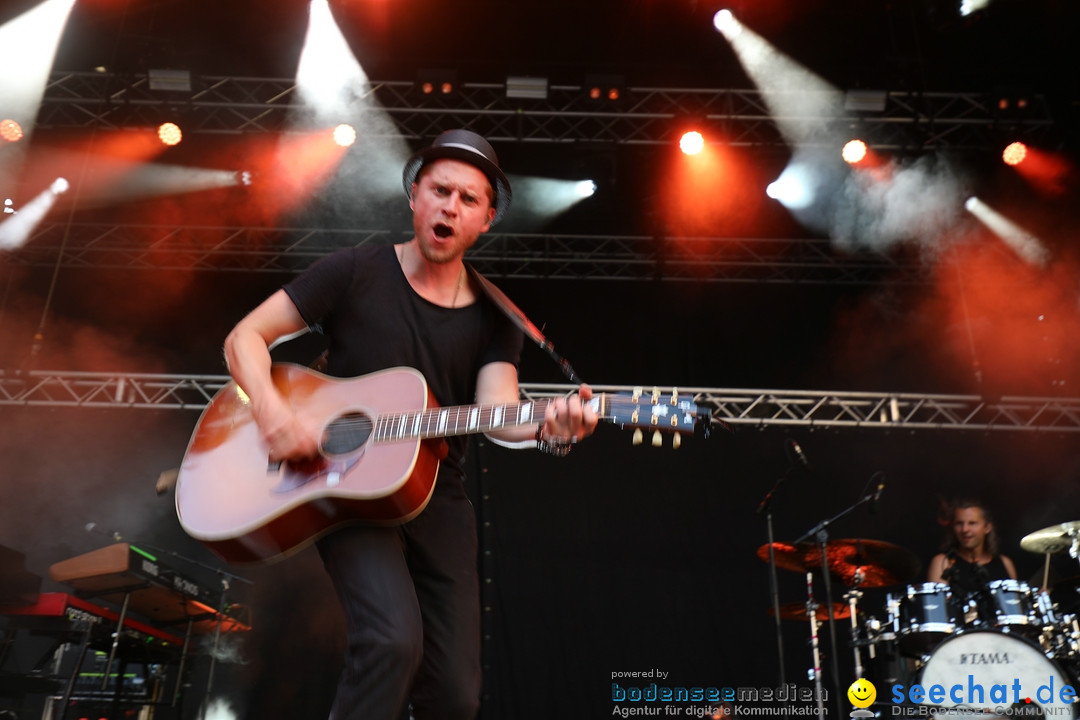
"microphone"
85,522,123,542
787,438,813,474
941,549,957,582
868,474,885,515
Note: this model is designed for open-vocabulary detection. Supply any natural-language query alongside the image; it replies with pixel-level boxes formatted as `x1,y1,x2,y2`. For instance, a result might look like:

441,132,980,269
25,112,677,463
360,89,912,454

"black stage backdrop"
1,269,1079,719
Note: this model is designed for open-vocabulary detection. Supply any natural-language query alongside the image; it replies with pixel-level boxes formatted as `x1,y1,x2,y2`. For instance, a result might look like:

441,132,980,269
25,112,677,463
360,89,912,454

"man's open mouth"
434,223,454,238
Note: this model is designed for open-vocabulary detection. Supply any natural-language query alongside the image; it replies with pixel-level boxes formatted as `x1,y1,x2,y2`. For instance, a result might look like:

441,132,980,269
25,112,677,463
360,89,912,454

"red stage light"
679,131,705,156
157,122,182,146
1003,141,1027,166
0,119,23,143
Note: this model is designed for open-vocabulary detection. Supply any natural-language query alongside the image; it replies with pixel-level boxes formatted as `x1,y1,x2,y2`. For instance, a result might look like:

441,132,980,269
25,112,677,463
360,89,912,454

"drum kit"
759,521,1080,715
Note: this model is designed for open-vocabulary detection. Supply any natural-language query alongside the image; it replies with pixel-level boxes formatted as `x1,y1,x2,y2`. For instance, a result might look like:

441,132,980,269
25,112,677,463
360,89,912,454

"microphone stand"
149,549,252,720
793,487,880,719
756,466,796,688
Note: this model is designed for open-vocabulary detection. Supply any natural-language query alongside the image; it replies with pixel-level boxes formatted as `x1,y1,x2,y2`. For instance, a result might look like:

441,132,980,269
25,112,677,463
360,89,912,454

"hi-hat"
1020,521,1080,554
757,538,921,588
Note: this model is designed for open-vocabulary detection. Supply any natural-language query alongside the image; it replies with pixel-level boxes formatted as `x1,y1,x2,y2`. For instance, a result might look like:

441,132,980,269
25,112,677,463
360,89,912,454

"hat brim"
402,145,512,226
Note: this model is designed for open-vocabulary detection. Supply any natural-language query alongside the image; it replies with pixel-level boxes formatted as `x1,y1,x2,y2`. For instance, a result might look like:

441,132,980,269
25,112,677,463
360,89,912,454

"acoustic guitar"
175,364,701,564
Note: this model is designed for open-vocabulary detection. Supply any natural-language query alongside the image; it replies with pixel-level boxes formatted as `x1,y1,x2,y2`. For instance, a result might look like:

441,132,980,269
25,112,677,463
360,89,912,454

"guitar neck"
371,396,588,442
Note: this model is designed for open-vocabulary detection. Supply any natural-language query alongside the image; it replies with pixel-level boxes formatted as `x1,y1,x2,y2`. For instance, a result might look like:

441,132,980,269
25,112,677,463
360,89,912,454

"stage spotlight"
713,9,738,36
157,122,182,146
679,131,705,156
49,177,69,195
842,139,868,165
960,0,991,17
237,170,253,187
766,164,815,210
574,180,597,199
0,183,63,251
584,74,625,103
333,123,357,147
0,119,23,143
965,195,1049,266
1002,141,1027,166
418,69,456,96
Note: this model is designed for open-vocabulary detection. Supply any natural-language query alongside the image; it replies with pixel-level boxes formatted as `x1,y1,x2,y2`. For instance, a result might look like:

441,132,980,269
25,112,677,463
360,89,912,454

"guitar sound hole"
322,412,373,456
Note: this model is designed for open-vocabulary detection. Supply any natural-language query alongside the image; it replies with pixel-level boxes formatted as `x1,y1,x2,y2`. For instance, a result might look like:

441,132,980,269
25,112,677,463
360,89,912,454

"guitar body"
175,365,443,564
176,363,703,565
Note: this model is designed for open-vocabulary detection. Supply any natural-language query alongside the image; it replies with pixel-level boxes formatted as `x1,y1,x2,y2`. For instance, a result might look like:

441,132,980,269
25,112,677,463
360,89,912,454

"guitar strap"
465,263,583,384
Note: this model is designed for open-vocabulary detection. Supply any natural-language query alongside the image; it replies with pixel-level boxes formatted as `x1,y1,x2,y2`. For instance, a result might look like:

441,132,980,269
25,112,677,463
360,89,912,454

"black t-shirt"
284,244,523,482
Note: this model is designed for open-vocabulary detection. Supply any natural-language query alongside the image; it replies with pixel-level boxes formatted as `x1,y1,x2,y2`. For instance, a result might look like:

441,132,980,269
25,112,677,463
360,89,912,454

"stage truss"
12,222,994,285
36,72,1058,150
11,73,1074,433
1,370,1077,433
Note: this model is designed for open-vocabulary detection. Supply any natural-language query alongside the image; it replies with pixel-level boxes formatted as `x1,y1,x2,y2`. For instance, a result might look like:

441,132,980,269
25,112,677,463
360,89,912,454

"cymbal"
757,538,921,588
757,542,819,574
1020,522,1080,554
769,602,852,621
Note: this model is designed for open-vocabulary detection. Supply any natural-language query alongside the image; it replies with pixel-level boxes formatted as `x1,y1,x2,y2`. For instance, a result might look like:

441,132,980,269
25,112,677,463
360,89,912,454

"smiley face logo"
847,678,876,709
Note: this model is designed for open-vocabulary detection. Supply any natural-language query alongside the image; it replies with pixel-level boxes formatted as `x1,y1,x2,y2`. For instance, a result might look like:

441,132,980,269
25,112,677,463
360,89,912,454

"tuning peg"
633,428,643,446
652,430,662,447
672,433,681,450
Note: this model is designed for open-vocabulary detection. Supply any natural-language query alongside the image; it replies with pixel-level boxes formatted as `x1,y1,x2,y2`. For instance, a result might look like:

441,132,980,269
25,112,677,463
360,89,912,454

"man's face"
410,158,496,264
953,507,992,553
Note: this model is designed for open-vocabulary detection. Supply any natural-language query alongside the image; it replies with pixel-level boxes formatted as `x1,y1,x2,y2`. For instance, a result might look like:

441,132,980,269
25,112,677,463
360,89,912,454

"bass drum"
918,630,1077,719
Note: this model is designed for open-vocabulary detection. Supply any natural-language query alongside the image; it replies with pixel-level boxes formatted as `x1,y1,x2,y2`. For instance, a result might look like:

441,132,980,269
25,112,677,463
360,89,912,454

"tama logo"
960,652,1012,665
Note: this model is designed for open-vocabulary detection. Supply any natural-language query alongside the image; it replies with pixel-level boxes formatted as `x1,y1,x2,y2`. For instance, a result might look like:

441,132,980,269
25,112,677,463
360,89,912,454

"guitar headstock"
601,386,702,448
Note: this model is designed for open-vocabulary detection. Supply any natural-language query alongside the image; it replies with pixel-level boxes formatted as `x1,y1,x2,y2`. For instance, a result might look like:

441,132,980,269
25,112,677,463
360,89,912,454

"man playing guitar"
221,129,597,720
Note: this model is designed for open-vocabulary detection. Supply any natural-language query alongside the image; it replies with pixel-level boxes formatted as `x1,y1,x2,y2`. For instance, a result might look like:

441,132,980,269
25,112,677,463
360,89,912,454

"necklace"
450,264,465,308
398,243,466,308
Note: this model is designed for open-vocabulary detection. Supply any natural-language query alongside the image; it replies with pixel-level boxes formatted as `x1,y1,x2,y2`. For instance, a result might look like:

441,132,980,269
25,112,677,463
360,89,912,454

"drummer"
927,499,1017,597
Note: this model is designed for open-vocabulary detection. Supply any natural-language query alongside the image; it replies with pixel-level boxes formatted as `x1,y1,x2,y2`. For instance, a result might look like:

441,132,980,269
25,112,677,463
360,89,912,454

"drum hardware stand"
846,569,866,680
794,483,883,719
182,562,252,720
802,571,827,720
757,455,801,688
200,575,233,720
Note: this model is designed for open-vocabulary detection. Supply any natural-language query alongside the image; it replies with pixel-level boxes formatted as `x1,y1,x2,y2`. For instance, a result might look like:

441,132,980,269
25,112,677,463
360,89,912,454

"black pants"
317,485,482,720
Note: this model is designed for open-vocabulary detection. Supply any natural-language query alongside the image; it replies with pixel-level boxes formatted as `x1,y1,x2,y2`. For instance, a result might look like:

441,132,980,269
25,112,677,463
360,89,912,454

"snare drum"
894,582,961,656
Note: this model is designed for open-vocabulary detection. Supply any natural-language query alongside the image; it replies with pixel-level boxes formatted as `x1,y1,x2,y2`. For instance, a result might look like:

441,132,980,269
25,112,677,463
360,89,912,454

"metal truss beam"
36,72,1057,150
2,370,1078,433
12,222,950,285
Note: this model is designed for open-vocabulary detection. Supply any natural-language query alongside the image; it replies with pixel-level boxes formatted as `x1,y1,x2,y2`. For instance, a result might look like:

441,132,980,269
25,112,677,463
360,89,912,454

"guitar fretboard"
372,397,560,442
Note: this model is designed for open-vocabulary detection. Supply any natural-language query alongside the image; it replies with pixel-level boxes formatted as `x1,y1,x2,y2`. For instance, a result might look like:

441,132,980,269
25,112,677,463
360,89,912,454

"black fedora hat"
402,129,512,225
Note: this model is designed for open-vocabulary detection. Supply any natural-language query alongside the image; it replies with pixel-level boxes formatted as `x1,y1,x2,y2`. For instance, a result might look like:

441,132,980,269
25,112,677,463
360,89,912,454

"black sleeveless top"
944,555,1011,598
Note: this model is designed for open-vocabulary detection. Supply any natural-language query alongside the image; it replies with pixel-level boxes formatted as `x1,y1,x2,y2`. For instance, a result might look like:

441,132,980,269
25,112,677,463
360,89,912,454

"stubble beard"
415,231,476,266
